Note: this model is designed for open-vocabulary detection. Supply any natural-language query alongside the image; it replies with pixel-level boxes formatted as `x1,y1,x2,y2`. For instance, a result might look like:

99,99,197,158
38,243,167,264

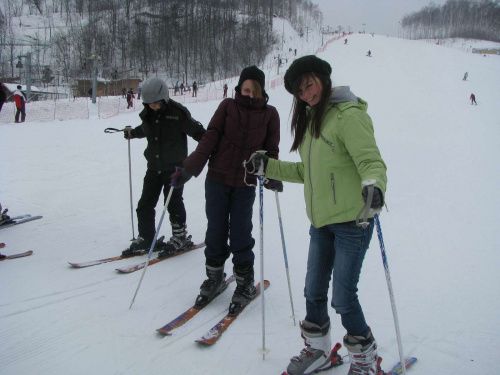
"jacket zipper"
330,173,337,204
235,110,250,186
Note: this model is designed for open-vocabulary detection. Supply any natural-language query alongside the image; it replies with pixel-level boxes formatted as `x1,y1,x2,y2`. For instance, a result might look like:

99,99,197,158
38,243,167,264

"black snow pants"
136,168,186,242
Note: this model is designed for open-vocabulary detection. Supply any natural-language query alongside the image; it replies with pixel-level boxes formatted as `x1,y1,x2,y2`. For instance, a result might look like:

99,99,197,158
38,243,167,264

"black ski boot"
121,235,164,257
228,263,257,316
122,236,152,256
195,264,227,309
0,207,11,226
158,223,194,259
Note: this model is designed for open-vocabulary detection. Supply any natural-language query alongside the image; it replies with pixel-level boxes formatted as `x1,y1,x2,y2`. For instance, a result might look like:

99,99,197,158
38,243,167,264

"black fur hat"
284,55,332,94
235,65,266,93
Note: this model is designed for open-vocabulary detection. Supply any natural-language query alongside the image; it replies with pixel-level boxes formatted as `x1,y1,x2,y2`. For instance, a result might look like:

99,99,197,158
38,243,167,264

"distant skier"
14,85,26,123
223,83,228,98
366,50,372,57
344,39,348,44
137,85,142,100
192,81,198,97
470,93,477,105
126,88,135,109
463,72,468,81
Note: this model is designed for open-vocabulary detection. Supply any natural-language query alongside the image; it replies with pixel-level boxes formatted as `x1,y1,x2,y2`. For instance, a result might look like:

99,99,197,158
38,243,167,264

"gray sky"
312,0,448,37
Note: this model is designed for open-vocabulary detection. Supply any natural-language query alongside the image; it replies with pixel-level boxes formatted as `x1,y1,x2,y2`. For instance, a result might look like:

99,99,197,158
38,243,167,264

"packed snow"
1,33,499,375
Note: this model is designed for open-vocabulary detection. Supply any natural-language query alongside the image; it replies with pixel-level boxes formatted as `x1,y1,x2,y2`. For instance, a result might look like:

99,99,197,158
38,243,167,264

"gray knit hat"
284,55,332,94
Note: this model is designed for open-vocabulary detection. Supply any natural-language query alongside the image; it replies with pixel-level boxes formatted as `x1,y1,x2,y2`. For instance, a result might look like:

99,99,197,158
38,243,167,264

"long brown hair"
290,72,332,152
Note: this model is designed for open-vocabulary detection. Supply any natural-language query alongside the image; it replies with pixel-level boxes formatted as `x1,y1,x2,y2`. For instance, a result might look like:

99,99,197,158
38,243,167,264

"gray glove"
247,152,269,174
124,126,133,139
362,186,384,209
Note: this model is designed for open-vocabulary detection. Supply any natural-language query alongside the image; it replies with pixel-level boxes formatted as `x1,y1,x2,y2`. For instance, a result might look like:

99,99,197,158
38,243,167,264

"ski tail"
156,274,235,335
194,280,270,345
385,356,417,374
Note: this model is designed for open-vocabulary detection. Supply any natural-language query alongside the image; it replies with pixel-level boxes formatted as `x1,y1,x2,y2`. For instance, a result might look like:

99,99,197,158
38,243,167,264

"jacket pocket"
320,134,335,155
330,173,336,204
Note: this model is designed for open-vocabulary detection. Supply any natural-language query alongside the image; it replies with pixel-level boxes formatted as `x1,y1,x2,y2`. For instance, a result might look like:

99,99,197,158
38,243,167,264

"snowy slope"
1,34,499,375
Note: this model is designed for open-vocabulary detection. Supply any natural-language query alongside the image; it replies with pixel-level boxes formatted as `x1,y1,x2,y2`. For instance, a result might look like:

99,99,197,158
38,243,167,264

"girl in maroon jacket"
172,66,281,314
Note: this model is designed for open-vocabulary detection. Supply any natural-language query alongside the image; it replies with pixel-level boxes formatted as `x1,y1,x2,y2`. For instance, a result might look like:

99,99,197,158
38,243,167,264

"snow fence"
0,98,89,124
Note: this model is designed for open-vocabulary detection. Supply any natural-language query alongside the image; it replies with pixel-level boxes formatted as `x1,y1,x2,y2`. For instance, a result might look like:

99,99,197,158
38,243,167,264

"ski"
69,255,134,268
156,274,235,335
281,354,415,375
195,280,270,345
0,214,31,224
68,236,167,268
0,250,33,260
115,242,205,274
281,342,344,375
0,215,43,230
385,356,417,374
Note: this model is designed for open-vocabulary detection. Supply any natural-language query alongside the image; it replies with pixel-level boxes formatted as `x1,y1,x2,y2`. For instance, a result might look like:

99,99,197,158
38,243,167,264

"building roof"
2,83,41,92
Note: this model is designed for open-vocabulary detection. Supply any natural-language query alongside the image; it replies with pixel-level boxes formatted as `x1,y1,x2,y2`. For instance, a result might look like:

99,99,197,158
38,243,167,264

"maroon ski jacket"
184,92,280,187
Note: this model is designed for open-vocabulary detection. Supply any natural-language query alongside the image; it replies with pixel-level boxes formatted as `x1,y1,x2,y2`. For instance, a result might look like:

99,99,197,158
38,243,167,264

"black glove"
362,186,384,209
170,167,193,188
264,179,283,192
124,127,133,139
247,152,269,174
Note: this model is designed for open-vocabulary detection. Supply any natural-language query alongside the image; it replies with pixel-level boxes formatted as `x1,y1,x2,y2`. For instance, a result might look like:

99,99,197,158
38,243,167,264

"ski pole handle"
255,150,267,176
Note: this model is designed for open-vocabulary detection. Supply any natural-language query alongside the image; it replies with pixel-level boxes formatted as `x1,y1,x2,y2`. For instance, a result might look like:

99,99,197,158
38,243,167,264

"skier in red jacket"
14,85,26,123
470,93,477,105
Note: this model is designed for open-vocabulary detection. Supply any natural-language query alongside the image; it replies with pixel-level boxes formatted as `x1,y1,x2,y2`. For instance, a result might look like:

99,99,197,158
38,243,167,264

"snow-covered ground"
1,33,499,375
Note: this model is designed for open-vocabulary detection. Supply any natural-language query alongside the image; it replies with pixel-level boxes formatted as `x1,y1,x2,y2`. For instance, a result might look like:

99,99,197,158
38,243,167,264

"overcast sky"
312,0,448,37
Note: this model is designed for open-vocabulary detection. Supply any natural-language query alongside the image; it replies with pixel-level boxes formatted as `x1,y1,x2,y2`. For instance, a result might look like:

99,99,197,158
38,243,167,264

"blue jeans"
204,179,256,267
304,219,374,336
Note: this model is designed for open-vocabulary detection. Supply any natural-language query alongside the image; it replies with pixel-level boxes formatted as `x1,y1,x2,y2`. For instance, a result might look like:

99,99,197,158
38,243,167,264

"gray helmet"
141,77,169,104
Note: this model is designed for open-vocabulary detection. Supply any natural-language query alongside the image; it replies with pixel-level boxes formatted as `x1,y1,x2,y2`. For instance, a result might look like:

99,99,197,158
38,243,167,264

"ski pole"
125,126,136,240
104,127,136,240
255,151,268,360
274,192,296,326
374,213,407,375
129,185,174,309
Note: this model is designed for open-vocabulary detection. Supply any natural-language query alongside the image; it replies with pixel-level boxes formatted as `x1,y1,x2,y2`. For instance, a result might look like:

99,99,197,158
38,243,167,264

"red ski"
157,275,235,335
69,236,168,268
195,280,270,345
116,242,205,274
0,250,33,260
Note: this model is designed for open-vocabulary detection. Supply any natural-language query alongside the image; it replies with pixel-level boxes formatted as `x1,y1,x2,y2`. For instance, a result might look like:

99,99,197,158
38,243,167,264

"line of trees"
401,0,500,42
0,0,323,90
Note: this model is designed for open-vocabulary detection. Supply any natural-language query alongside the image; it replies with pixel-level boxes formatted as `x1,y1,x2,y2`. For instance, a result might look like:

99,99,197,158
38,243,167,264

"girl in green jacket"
247,55,387,375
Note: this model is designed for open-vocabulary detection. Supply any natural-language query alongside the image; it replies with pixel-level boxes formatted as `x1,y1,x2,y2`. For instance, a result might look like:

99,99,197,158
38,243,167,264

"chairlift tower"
88,55,101,104
0,40,50,100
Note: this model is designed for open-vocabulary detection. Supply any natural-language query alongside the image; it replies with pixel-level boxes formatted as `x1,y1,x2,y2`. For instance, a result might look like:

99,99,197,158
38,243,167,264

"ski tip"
156,329,172,336
387,357,417,374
